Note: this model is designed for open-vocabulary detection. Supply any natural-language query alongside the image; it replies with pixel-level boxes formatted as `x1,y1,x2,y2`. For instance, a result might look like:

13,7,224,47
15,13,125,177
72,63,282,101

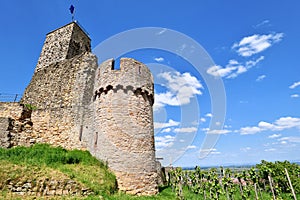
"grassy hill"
0,144,177,200
0,144,118,199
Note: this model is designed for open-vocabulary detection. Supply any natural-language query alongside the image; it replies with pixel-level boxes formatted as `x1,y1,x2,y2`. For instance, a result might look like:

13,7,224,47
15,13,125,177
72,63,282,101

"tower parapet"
94,58,154,105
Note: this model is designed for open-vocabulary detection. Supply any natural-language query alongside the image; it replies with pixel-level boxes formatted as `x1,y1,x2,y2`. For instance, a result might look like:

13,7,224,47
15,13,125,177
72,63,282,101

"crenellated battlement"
93,58,154,105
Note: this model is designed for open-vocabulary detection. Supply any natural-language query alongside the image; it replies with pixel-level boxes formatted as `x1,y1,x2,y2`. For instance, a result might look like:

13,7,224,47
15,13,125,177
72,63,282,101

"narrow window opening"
94,132,98,146
79,125,83,141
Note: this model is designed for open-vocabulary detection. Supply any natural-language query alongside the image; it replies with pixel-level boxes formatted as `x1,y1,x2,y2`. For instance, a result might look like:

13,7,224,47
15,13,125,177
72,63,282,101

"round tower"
91,58,158,195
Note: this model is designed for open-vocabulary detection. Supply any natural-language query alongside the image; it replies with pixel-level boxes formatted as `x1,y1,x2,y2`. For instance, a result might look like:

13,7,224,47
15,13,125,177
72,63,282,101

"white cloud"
256,75,266,82
253,20,270,29
202,128,209,132
240,147,251,152
155,135,175,149
186,145,197,149
154,57,164,62
289,81,300,89
239,116,300,135
154,92,180,109
278,136,300,143
240,126,261,135
206,129,231,134
232,33,284,57
200,117,206,123
280,141,287,145
207,56,264,79
258,121,276,130
268,134,282,139
291,94,299,98
174,127,198,133
205,113,213,118
154,119,180,129
245,56,265,67
224,125,231,129
161,128,171,133
275,117,300,130
265,148,276,152
154,71,203,110
200,148,221,155
207,65,236,77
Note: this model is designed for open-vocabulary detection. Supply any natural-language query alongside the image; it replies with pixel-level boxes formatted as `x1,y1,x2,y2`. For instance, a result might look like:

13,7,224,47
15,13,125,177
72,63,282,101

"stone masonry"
0,22,158,195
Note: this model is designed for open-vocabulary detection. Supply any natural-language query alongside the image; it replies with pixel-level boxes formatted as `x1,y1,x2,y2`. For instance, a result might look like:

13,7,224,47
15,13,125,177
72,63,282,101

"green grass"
180,186,300,200
0,144,178,199
0,144,117,199
0,143,102,166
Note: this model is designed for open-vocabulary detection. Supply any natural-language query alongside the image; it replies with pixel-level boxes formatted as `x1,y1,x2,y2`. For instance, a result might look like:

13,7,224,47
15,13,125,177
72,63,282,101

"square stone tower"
21,22,97,150
34,22,91,72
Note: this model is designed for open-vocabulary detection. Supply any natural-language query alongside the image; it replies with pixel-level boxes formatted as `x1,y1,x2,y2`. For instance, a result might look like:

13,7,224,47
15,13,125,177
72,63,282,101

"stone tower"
4,22,159,195
34,22,91,72
91,58,158,195
20,22,98,149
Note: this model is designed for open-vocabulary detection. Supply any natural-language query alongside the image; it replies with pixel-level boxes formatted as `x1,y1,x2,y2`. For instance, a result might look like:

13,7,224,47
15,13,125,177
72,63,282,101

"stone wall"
0,102,32,148
1,164,92,197
0,117,11,148
20,52,97,150
90,58,158,195
4,179,92,197
0,102,23,119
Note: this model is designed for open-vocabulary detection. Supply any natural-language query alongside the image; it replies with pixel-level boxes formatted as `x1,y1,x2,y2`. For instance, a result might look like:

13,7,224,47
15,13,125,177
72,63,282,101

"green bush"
256,160,300,194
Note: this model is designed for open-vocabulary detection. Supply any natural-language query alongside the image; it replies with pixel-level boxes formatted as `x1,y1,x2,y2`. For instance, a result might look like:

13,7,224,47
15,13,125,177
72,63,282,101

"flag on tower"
69,5,75,14
69,5,75,21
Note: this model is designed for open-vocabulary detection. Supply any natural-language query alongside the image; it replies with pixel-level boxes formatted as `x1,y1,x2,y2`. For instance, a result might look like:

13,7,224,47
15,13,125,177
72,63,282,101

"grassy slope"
0,144,117,199
0,144,177,200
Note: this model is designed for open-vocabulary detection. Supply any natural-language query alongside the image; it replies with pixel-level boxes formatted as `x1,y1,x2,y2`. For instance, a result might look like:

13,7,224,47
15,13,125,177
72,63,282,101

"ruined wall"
0,102,23,119
35,22,91,73
0,103,33,148
0,117,10,148
91,58,158,195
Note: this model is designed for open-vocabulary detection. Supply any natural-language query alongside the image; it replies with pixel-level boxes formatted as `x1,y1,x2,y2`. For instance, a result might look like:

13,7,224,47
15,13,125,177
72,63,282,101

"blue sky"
1,1,300,167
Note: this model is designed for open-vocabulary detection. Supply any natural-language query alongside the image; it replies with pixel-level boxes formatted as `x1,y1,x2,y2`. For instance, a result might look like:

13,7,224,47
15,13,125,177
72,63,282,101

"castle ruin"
0,22,158,195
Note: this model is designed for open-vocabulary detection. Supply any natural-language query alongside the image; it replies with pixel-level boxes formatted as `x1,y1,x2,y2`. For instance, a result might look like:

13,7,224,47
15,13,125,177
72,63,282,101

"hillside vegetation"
2,144,299,200
0,144,117,199
0,144,177,200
